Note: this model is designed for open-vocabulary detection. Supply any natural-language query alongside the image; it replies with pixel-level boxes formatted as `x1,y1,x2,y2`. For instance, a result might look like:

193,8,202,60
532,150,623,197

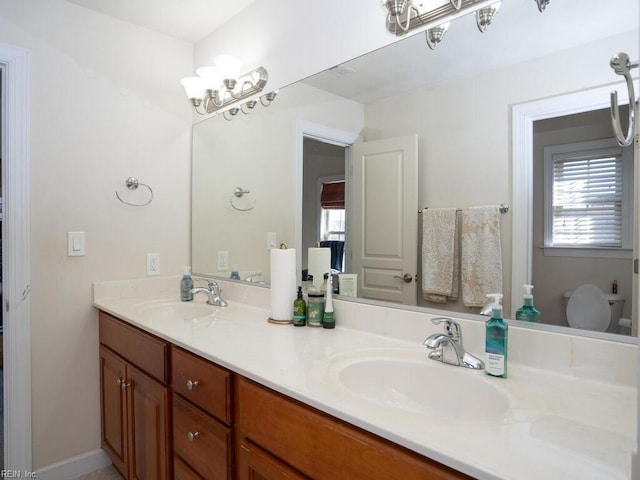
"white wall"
0,0,193,469
362,30,639,313
192,82,363,281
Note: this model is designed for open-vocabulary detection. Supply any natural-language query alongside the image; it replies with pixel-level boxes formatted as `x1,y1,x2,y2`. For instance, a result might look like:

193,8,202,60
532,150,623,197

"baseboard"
34,449,112,480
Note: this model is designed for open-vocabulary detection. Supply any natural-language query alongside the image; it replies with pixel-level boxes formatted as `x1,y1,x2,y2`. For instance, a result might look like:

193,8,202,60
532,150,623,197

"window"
543,138,633,257
320,180,345,241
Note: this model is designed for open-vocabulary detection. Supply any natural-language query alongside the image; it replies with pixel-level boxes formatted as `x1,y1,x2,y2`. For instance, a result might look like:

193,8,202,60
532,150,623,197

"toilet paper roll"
618,317,633,329
270,248,297,322
308,247,331,291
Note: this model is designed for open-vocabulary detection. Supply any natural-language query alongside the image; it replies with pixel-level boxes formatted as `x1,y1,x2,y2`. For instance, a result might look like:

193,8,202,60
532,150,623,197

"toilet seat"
566,284,610,331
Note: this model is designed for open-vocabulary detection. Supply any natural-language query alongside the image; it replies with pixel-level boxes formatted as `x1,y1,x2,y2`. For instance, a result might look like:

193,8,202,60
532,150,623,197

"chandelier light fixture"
425,22,450,50
180,54,276,117
382,0,547,38
475,2,501,33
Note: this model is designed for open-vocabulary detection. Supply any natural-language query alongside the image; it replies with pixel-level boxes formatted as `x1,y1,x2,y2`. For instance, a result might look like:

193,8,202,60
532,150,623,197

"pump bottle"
180,267,194,302
485,294,508,378
515,284,541,323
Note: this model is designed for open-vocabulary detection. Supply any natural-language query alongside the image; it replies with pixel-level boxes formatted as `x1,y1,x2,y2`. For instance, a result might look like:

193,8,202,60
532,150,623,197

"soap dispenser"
322,274,335,329
485,294,508,378
180,267,194,302
515,284,541,323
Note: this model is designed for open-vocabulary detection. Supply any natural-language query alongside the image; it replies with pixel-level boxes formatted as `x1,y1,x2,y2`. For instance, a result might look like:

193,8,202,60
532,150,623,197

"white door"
349,135,418,304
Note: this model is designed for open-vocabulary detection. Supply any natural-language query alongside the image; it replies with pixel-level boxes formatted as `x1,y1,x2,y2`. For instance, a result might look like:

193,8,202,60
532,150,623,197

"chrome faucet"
191,280,228,307
243,272,263,282
423,318,484,370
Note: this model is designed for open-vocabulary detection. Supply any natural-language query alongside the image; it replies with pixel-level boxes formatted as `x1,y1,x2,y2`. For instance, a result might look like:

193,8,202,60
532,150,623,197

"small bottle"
322,274,335,329
307,291,325,327
230,265,241,280
180,267,194,302
612,280,618,294
515,284,541,323
293,286,307,327
485,295,508,378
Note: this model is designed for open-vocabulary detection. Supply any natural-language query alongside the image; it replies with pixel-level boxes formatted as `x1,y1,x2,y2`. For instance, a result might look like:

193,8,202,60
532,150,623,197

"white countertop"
94,281,637,480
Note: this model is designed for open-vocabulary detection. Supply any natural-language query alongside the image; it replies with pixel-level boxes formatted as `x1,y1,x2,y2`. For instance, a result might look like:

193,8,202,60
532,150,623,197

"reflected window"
543,138,633,256
320,181,345,241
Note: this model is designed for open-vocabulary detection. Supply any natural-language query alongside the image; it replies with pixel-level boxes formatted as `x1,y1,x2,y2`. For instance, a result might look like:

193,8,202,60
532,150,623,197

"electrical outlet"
217,251,229,271
267,232,277,250
146,253,160,275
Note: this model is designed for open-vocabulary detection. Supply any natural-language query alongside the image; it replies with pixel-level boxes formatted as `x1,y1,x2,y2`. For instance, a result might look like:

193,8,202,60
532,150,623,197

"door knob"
393,273,413,283
186,380,199,390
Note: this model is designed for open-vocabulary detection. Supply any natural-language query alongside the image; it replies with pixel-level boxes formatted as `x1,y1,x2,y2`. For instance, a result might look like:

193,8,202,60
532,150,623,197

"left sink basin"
131,301,216,320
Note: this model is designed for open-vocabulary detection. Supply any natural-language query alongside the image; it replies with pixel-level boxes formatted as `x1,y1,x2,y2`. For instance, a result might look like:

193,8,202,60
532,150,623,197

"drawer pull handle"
187,431,200,442
116,378,130,389
186,380,199,390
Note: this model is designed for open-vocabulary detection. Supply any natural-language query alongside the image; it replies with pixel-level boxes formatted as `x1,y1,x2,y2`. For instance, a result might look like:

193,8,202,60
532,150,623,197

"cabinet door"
127,364,171,480
237,440,309,480
99,346,128,477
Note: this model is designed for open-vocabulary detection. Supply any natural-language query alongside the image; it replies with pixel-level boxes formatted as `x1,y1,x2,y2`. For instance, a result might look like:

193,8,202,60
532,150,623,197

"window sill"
541,246,632,259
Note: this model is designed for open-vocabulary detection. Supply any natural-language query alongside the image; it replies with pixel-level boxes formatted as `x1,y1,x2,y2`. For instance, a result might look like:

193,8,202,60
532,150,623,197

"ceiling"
303,0,640,104
63,0,638,102
64,0,257,43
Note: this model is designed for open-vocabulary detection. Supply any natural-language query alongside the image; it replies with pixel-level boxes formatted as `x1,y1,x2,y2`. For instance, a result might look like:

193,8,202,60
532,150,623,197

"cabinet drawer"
173,394,233,480
99,311,168,384
236,377,471,480
172,346,232,425
174,455,205,480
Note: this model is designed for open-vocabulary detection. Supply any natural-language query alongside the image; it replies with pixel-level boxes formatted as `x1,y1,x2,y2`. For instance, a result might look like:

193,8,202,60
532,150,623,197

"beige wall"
0,0,192,468
191,82,363,282
362,30,638,314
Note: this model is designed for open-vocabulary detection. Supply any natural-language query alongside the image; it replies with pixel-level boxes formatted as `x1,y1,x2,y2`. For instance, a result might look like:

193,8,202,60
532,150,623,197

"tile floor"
76,465,123,480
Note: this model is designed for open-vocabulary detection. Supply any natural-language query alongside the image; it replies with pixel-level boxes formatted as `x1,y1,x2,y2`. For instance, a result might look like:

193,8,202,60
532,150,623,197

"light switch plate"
68,232,85,256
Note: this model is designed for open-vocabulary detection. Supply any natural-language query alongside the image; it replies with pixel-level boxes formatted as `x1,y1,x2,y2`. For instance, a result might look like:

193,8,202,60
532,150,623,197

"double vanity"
94,276,637,480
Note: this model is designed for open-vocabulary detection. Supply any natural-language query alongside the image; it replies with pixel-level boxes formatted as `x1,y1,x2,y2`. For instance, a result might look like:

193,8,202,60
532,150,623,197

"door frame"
511,80,636,320
294,121,359,282
0,42,32,471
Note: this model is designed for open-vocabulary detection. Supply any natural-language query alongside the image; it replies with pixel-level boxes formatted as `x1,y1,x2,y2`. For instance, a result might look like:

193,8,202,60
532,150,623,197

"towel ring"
115,177,154,207
609,52,639,147
229,186,256,212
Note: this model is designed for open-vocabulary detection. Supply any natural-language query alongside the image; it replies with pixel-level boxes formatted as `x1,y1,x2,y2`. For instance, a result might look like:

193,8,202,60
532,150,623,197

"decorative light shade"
214,55,242,80
382,0,408,17
535,0,550,12
425,22,450,50
196,66,221,89
476,2,501,33
180,77,206,101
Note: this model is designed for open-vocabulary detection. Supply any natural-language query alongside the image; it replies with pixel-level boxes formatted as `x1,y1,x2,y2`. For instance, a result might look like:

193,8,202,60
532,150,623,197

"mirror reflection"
192,0,639,339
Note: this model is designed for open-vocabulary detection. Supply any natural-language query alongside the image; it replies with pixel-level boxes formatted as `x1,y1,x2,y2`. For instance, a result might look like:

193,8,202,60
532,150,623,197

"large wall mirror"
192,0,639,340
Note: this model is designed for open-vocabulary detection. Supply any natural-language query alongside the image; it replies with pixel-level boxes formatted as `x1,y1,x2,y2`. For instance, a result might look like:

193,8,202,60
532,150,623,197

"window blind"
321,181,345,210
552,149,623,247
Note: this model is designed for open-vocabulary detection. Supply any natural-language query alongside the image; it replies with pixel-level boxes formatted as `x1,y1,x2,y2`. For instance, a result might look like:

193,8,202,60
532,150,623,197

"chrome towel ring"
229,186,256,212
609,52,639,147
115,177,154,207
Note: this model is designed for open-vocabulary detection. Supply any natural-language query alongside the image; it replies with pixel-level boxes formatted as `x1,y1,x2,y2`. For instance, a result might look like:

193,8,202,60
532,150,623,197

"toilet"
563,284,625,333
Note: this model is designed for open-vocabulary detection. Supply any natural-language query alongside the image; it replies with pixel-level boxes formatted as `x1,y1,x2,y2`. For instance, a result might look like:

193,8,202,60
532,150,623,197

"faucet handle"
207,280,221,293
431,317,461,340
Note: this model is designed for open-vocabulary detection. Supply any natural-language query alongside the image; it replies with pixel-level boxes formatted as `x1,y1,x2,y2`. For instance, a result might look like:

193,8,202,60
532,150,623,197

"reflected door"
350,135,418,304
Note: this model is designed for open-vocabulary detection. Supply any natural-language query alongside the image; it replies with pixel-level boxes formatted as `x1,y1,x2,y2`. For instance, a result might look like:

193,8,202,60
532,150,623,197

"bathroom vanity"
94,277,637,480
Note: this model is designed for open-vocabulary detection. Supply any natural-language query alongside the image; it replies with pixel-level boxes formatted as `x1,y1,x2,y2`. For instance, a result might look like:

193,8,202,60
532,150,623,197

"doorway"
0,42,32,472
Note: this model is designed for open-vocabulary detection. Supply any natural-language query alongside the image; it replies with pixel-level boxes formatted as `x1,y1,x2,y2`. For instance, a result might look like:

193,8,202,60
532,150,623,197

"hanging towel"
421,208,459,303
461,206,503,307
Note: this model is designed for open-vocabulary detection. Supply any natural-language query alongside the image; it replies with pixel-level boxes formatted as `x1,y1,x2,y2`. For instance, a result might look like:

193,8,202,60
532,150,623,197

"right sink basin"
330,352,511,422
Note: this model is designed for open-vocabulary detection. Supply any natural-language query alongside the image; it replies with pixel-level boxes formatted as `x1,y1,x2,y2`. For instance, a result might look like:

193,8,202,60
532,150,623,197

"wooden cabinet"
99,310,470,480
171,346,234,479
235,377,472,480
99,312,171,480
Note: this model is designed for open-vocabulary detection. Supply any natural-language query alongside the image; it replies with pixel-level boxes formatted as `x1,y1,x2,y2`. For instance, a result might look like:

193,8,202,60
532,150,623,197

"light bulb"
196,66,221,89
214,55,242,80
180,77,205,100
